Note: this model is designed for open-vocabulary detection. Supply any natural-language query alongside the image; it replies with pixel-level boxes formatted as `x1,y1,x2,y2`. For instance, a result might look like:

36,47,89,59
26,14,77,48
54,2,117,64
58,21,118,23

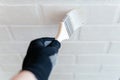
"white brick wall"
0,1,120,80
79,25,120,41
0,6,43,25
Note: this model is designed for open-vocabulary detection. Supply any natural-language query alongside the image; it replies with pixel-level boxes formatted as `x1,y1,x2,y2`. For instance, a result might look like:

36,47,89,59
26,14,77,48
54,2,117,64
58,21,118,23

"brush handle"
55,22,69,42
55,22,62,41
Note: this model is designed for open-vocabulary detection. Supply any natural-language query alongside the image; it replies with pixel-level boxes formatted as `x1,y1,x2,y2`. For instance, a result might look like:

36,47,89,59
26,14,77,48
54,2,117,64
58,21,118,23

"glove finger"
47,40,61,49
30,37,55,48
40,37,55,41
40,37,55,47
40,47,58,56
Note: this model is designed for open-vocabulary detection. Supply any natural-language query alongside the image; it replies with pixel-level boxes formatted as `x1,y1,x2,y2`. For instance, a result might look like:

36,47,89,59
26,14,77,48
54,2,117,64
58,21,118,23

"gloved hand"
22,37,61,80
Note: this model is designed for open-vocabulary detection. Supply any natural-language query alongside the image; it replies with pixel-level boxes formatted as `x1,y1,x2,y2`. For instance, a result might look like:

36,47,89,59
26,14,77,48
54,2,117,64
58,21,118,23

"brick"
0,42,28,54
0,54,22,65
109,42,120,53
57,54,76,64
9,25,58,41
75,73,118,80
60,41,108,53
53,64,75,73
0,6,43,25
75,64,100,73
2,72,17,80
101,65,120,73
49,73,74,80
77,54,120,65
39,0,120,4
0,0,36,5
0,72,12,80
79,26,120,41
1,64,21,72
83,6,117,24
53,64,100,73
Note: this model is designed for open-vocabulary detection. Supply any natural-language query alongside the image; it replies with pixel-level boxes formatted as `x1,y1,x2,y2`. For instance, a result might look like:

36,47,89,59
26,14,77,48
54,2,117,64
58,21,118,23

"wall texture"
0,1,120,80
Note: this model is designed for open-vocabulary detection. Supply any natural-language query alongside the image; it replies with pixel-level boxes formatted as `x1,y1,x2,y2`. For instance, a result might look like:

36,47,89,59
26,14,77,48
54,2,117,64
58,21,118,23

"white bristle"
63,16,74,36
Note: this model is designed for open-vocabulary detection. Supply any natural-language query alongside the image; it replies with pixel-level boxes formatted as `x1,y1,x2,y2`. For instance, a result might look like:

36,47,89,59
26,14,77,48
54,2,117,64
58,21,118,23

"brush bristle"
63,15,74,37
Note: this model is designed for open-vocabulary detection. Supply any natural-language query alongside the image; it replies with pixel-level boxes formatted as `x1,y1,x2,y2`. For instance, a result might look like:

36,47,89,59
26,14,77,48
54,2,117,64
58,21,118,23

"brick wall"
0,1,120,80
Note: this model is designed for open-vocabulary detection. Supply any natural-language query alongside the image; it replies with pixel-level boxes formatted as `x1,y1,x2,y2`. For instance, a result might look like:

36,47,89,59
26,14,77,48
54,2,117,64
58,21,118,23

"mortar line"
5,25,15,41
106,41,112,54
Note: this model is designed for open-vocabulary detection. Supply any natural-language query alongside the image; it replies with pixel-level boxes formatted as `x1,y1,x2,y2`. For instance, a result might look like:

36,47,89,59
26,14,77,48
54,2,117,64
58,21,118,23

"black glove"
22,37,61,80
